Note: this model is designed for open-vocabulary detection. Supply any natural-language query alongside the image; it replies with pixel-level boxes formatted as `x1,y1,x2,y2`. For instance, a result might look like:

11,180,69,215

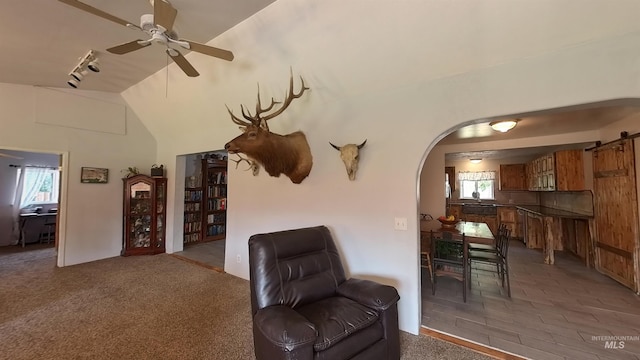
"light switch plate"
394,217,408,231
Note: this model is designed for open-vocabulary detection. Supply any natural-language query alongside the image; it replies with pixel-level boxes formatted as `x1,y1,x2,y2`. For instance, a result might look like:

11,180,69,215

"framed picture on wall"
81,167,109,184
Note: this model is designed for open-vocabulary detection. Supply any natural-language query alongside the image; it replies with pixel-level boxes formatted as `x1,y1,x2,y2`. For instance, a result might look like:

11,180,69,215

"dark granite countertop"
515,205,593,219
448,202,592,219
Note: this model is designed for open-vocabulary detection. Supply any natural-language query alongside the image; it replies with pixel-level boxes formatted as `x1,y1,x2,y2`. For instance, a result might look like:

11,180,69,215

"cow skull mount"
330,139,367,181
224,69,313,184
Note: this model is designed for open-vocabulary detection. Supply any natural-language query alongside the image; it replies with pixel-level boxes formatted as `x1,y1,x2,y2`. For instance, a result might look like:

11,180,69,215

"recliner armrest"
337,278,400,311
254,305,317,350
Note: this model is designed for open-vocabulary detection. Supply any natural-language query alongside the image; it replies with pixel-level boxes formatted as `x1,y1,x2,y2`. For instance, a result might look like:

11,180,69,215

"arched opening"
417,99,640,359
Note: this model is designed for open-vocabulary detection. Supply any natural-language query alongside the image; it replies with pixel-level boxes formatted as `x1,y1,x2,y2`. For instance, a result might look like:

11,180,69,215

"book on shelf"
184,190,203,202
184,233,201,243
206,224,226,236
207,185,227,197
207,198,227,211
207,212,227,224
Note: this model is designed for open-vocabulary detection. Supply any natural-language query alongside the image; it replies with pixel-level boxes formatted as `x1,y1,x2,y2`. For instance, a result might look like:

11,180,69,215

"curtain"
458,170,496,181
10,167,49,245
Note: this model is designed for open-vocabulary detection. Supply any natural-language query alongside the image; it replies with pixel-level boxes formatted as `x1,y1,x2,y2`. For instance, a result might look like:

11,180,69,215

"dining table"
18,212,57,247
420,219,495,245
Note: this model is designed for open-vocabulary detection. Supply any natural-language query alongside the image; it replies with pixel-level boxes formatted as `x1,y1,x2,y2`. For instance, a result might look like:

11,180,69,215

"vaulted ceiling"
2,1,639,154
0,0,275,93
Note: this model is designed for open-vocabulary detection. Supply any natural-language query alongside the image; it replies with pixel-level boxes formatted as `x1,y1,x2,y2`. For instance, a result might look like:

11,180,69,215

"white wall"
120,0,640,334
0,84,156,266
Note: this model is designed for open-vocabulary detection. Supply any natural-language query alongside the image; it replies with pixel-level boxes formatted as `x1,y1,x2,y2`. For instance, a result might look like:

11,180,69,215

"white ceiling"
1,1,639,156
0,0,275,93
442,101,640,160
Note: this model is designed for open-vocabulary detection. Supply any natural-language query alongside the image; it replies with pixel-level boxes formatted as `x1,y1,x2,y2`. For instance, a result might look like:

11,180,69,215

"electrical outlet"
236,254,241,263
394,217,408,231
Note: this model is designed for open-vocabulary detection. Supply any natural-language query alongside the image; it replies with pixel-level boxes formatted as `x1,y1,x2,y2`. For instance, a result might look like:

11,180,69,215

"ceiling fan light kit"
66,49,99,88
58,0,234,78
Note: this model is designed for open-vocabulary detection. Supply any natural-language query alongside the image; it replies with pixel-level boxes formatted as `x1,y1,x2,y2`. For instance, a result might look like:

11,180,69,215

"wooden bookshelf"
204,158,227,241
183,157,227,245
183,185,203,244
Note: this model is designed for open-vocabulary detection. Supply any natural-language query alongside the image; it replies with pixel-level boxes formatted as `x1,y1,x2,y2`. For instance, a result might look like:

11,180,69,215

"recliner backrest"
249,226,347,315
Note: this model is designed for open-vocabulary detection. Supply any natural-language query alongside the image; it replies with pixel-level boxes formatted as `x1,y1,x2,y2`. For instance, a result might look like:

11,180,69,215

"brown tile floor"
421,240,640,360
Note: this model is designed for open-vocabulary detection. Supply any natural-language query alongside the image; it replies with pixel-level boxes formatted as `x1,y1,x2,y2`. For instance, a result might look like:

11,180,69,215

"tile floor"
172,239,226,271
421,240,640,360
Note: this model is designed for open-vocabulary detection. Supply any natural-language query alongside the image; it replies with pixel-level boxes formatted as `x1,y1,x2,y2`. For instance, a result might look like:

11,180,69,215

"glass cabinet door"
155,180,166,248
129,181,152,248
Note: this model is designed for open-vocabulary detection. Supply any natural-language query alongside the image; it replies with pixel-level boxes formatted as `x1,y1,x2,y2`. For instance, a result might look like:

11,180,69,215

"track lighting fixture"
87,59,100,73
67,78,79,88
70,71,84,81
66,50,100,88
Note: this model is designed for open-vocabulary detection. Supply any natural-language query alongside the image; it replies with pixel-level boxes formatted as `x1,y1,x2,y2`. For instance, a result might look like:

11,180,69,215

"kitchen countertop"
515,205,593,219
448,202,592,219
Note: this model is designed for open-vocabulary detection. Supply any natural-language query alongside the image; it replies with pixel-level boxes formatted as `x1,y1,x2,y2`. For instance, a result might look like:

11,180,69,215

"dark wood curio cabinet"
122,174,167,256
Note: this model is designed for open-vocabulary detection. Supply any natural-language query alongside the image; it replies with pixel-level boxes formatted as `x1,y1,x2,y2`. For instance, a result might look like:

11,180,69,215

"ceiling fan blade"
107,40,151,55
182,40,234,61
57,0,141,30
166,49,199,77
0,153,24,160
153,0,178,32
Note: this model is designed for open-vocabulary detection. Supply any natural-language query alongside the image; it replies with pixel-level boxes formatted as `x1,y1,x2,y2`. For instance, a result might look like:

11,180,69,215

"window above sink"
459,170,496,200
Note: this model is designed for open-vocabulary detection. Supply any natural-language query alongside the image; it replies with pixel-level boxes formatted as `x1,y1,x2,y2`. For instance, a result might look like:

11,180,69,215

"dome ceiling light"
489,119,519,133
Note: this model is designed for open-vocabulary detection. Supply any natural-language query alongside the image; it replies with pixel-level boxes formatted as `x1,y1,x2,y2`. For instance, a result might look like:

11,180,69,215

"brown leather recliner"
249,225,401,360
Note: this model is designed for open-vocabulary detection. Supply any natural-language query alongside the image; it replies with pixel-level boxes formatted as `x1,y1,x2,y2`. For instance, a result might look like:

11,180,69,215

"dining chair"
468,228,512,298
420,232,433,282
430,230,469,302
468,223,507,253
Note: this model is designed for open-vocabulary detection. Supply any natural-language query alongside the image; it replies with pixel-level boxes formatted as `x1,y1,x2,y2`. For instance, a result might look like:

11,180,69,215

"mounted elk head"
330,140,367,181
224,71,312,184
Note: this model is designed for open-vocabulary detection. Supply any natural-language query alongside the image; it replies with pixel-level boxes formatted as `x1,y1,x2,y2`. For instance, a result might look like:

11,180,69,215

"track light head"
87,60,100,72
67,78,79,88
70,71,84,81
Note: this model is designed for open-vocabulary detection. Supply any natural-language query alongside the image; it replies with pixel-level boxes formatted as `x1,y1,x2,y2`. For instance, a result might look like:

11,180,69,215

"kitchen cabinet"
555,149,585,191
499,164,527,191
525,213,544,249
527,150,584,191
122,175,167,256
498,206,521,239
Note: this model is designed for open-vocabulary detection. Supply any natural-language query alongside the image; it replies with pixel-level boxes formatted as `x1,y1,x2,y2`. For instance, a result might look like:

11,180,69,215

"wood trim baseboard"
420,326,527,360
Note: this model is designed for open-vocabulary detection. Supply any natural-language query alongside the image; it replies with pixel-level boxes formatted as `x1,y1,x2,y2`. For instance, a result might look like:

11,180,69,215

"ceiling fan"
0,152,24,160
58,0,234,77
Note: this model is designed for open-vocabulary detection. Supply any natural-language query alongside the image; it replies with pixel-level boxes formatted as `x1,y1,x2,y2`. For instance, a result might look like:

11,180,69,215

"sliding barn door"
592,138,639,292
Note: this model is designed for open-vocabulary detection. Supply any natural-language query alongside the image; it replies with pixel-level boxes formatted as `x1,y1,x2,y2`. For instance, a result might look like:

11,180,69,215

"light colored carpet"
0,247,491,360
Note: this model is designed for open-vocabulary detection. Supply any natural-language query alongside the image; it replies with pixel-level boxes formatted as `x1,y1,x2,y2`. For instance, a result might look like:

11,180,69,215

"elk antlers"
225,68,309,132
229,153,260,176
